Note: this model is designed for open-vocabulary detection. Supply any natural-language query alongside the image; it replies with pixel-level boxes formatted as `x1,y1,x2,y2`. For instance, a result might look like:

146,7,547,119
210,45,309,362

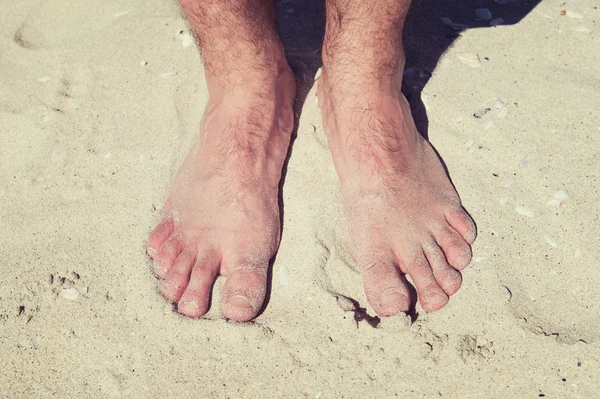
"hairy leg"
147,0,295,321
319,0,476,315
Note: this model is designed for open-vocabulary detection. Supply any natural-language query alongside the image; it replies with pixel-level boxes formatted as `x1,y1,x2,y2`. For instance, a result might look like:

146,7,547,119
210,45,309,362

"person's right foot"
147,65,295,322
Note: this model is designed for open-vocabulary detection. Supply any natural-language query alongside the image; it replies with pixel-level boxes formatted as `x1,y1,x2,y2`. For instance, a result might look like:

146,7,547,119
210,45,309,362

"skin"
147,0,476,321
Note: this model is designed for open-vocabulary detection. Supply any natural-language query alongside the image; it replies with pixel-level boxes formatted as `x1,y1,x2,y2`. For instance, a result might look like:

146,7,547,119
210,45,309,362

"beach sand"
1,0,599,397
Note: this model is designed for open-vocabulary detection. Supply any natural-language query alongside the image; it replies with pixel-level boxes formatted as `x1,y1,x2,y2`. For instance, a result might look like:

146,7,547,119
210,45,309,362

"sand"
1,0,599,397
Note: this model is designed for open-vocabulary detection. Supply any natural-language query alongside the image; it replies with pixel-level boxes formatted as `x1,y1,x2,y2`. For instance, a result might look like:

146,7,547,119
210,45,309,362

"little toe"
161,250,195,302
434,226,472,270
405,253,449,312
422,240,462,296
445,207,477,245
361,260,411,317
147,219,175,256
221,265,268,322
178,253,220,318
154,236,183,278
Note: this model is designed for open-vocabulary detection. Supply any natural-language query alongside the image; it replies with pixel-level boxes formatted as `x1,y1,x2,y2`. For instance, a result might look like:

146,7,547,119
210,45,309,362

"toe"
361,260,411,317
178,252,220,317
445,207,477,245
154,235,183,278
404,252,449,312
221,264,268,322
422,240,462,296
161,249,195,302
147,219,175,256
434,226,472,270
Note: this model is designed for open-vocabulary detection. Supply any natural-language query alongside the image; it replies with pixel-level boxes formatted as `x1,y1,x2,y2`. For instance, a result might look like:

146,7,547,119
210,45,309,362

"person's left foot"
318,71,477,316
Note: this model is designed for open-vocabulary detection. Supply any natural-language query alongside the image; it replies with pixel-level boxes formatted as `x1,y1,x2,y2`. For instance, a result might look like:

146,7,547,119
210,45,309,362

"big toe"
221,266,268,322
362,260,411,317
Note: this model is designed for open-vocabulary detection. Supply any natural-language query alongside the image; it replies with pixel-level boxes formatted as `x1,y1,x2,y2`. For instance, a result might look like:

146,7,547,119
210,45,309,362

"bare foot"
147,67,295,322
318,73,477,316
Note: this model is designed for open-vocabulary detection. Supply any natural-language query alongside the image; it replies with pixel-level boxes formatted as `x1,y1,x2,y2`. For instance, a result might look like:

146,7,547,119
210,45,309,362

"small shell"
180,32,194,48
545,199,561,207
497,107,508,118
473,256,486,263
572,25,593,34
456,52,481,68
518,154,531,167
140,60,147,67
543,233,557,247
278,266,289,287
160,72,177,78
473,107,491,118
60,288,80,301
490,17,505,27
464,139,474,148
553,189,569,200
37,76,51,82
451,23,469,31
475,8,493,21
498,197,509,206
495,99,505,109
574,248,582,258
441,17,453,26
403,68,420,79
565,10,584,19
113,10,131,18
515,206,534,218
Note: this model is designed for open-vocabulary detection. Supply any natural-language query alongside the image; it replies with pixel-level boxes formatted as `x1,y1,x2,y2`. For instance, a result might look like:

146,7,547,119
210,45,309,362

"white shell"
572,25,593,34
464,139,474,148
160,72,177,78
490,17,504,27
543,233,557,247
441,17,453,26
37,76,51,82
518,154,531,167
278,266,289,287
515,206,534,218
60,288,80,301
475,8,493,21
498,197,509,206
180,32,194,48
553,189,569,200
113,10,131,18
497,107,508,118
574,248,582,258
565,10,584,19
545,199,561,207
456,52,481,68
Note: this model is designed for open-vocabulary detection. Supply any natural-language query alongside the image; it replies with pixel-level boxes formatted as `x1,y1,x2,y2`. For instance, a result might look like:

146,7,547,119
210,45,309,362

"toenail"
455,253,471,268
228,295,252,309
381,292,406,309
154,261,167,275
147,247,158,258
